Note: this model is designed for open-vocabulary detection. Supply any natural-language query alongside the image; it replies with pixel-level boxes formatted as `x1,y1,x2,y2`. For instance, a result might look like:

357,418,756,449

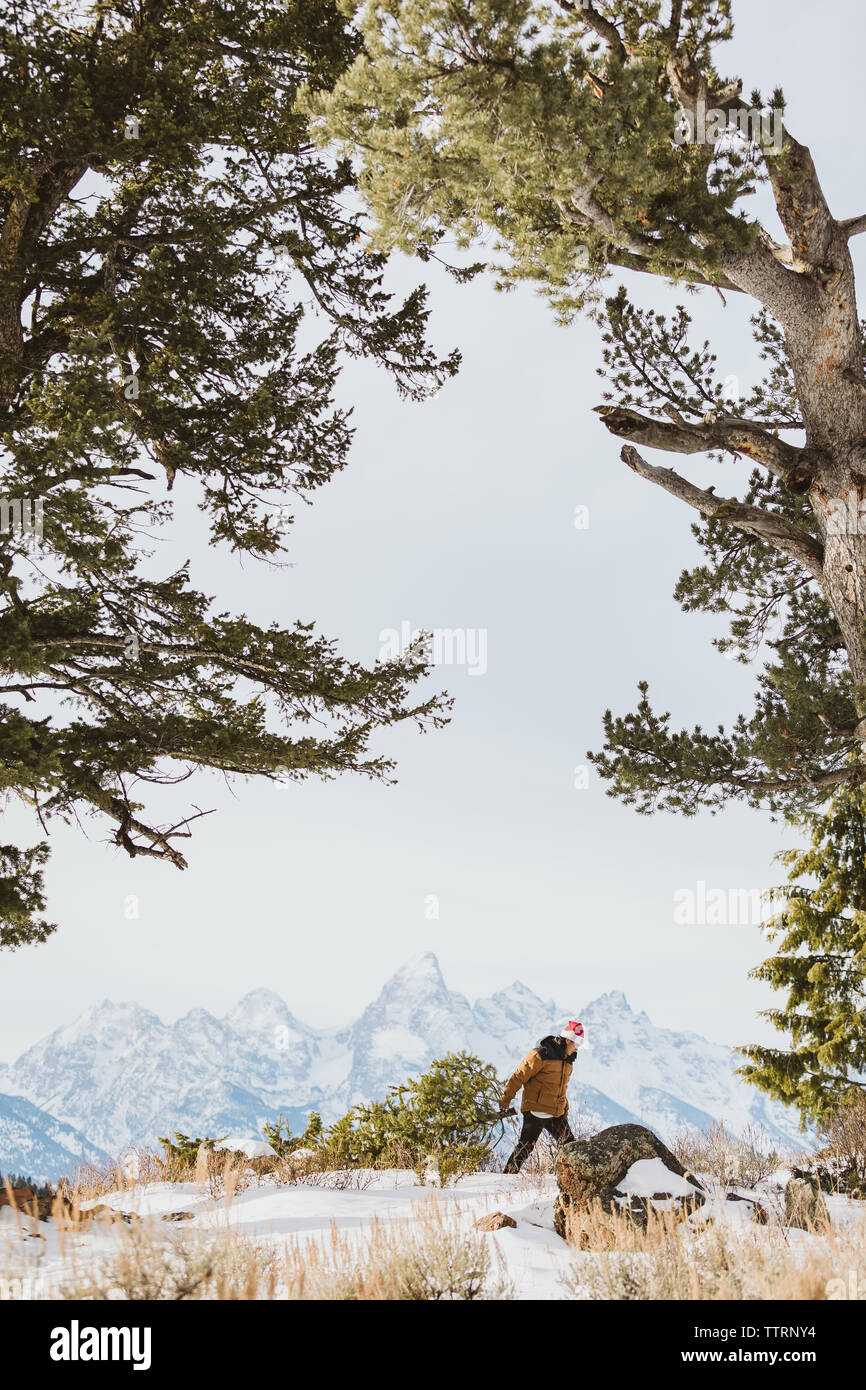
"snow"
616,1158,699,1198
368,1027,428,1061
4,1169,866,1301
214,1138,273,1159
0,1171,575,1302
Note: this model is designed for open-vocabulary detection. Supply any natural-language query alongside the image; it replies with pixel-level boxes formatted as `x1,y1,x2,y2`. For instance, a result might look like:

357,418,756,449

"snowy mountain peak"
224,988,299,1034
584,989,633,1015
23,999,163,1059
81,998,159,1026
387,952,447,990
504,981,549,1003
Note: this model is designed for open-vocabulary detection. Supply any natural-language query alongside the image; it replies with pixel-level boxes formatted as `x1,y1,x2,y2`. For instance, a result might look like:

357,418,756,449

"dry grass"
271,1159,377,1191
69,1139,477,1200
280,1196,514,1300
560,1202,866,1300
59,1220,279,1301
68,1144,274,1203
2,1190,513,1301
5,1164,866,1301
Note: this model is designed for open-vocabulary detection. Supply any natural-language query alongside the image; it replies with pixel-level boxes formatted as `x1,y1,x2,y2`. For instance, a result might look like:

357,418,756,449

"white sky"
2,0,865,1060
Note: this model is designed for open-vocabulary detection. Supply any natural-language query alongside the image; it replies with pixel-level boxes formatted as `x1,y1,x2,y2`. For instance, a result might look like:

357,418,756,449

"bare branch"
619,444,825,580
596,404,822,491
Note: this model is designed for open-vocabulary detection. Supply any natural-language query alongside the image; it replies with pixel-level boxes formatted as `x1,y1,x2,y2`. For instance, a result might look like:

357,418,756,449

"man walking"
500,1020,584,1173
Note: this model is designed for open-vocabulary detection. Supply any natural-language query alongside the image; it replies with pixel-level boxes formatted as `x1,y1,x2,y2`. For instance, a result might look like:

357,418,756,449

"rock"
60,1204,143,1226
0,1189,58,1222
474,1211,517,1232
725,1192,773,1225
84,1204,123,1223
564,1211,617,1251
792,1163,837,1194
553,1123,705,1241
161,1210,196,1222
785,1177,830,1231
214,1138,273,1160
0,1187,36,1209
4,1195,109,1225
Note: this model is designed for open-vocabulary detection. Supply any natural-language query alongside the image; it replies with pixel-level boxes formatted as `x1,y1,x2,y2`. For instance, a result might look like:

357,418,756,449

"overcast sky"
2,1,864,1062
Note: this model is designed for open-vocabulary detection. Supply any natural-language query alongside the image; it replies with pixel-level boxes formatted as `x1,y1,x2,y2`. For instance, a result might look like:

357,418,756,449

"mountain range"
0,953,804,1181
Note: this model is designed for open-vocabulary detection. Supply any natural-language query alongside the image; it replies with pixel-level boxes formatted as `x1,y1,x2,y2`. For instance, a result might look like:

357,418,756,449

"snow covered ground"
3,1164,864,1301
2,1171,569,1300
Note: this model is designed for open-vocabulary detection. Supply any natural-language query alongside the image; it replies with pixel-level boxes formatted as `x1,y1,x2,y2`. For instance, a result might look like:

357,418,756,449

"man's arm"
500,1051,542,1111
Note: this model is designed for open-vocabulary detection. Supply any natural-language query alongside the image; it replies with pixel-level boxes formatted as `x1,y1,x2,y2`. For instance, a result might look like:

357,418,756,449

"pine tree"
314,0,866,817
739,786,866,1126
321,1051,503,1175
383,1050,503,1154
0,1,457,946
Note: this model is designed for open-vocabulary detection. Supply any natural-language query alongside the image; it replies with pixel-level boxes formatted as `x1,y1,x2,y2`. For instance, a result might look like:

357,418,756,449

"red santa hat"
560,1019,584,1044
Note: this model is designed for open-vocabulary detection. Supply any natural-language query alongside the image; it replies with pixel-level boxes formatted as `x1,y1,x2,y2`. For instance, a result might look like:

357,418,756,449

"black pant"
504,1112,575,1173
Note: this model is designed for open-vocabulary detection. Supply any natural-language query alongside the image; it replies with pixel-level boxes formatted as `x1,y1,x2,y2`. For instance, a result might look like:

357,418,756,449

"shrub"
282,1197,513,1300
263,1111,323,1158
60,1222,278,1301
318,1052,503,1181
52,1196,511,1301
813,1093,866,1196
157,1133,228,1167
670,1121,781,1189
560,1206,866,1301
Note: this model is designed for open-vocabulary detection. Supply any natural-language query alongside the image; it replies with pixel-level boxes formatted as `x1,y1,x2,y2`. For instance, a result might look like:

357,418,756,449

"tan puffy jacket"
500,1037,575,1117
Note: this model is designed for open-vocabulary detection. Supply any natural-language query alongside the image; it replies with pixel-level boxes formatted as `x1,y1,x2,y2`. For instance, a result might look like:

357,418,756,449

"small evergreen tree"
263,1110,323,1157
740,787,866,1125
157,1131,227,1166
321,1052,504,1178
383,1051,503,1155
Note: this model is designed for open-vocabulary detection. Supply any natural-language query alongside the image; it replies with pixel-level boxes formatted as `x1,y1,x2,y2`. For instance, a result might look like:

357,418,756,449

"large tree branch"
710,763,866,796
555,1,627,63
555,190,745,294
618,443,825,580
664,38,842,282
28,635,318,688
596,403,823,490
0,158,91,406
762,131,840,275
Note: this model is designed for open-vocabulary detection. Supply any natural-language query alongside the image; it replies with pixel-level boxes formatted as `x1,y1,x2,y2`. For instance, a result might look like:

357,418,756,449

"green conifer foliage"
311,1052,504,1178
740,787,866,1125
0,1,457,945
